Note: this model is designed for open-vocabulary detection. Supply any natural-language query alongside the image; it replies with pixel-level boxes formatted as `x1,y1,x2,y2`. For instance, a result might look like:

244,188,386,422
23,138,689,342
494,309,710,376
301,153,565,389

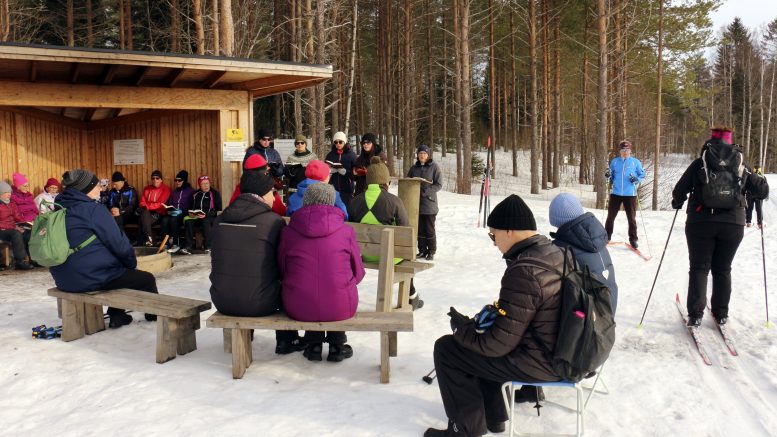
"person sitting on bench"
49,169,158,329
278,183,365,362
137,170,171,247
209,166,304,354
107,172,139,237
180,175,221,254
0,181,34,270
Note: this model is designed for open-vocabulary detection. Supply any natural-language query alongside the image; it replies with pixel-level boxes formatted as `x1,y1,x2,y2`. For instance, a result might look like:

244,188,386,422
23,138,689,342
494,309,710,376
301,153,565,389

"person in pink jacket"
11,172,38,223
278,182,365,362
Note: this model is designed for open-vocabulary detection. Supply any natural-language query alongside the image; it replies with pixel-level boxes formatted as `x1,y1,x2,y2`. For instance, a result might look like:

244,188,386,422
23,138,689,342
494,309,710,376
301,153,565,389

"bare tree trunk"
613,0,626,141
344,0,358,134
652,0,663,210
552,3,560,187
212,0,220,55
0,0,9,42
580,9,590,184
426,0,435,151
193,0,205,55
595,0,608,208
442,6,448,158
220,0,234,56
460,0,473,194
541,0,550,187
759,58,765,164
402,0,413,175
125,0,133,50
510,9,518,177
315,0,326,154
86,0,94,47
529,0,540,194
292,0,303,134
67,0,74,46
454,0,464,191
306,0,319,154
764,60,775,167
488,0,496,177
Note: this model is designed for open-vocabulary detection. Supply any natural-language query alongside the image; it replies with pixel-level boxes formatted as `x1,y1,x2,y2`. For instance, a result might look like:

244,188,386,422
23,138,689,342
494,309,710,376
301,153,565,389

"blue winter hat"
549,193,585,228
417,144,431,155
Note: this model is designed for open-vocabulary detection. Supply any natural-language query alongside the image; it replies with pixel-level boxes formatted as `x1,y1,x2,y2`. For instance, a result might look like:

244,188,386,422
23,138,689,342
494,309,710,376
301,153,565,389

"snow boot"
109,312,133,329
687,316,702,328
275,337,306,355
426,253,435,261
486,420,505,433
417,251,427,258
327,344,353,362
303,343,323,361
424,421,468,437
514,385,545,404
145,314,157,322
629,240,639,249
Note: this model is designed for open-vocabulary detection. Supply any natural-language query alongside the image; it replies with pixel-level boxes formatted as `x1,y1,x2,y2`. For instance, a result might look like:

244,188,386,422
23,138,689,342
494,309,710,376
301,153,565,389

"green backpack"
29,205,96,267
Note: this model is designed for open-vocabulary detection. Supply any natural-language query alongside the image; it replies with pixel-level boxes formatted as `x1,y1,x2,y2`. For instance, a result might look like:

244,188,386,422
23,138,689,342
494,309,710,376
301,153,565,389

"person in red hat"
604,140,645,248
228,154,288,216
285,159,349,219
34,177,60,214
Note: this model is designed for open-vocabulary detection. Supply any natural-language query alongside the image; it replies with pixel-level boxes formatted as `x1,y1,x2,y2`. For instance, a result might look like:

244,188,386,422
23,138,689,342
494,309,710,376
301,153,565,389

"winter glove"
337,167,347,176
473,304,500,334
448,307,471,333
604,170,611,180
671,198,684,210
354,167,368,177
629,174,638,184
169,209,181,217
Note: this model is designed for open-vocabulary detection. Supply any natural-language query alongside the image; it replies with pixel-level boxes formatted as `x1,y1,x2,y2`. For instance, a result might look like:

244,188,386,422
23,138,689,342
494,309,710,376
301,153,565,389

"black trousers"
161,215,185,246
746,198,763,225
113,212,135,236
604,194,638,242
101,268,158,316
0,229,28,263
685,222,744,319
433,335,538,437
303,331,347,345
138,209,162,242
185,216,216,249
419,214,437,255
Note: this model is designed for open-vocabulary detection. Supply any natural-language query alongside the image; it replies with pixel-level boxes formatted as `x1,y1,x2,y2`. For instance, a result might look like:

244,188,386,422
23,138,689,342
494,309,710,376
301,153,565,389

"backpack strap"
72,234,97,253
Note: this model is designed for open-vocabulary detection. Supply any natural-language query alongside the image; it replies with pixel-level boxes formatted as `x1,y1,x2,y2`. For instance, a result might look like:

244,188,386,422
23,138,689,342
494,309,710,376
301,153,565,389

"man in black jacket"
425,195,565,437
209,167,303,354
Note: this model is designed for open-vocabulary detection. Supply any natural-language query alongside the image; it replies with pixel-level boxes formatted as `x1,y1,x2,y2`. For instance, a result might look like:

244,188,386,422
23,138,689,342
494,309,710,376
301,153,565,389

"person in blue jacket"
286,160,348,219
244,128,285,178
49,169,159,329
604,140,645,248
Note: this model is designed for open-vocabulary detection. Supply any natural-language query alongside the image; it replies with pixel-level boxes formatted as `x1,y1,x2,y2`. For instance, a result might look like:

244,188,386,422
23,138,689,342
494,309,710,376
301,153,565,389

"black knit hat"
487,194,536,231
175,170,189,182
256,128,273,140
150,169,163,179
361,133,377,144
62,169,99,194
111,171,125,182
241,170,275,197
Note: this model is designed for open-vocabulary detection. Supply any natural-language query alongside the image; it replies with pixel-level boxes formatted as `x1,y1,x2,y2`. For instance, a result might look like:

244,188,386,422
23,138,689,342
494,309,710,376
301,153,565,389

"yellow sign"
226,128,244,142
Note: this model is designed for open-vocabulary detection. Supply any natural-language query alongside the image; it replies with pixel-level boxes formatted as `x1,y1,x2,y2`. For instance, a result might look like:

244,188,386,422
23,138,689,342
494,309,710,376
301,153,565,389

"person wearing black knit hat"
425,194,567,437
209,167,305,355
352,132,387,196
50,168,160,329
244,128,285,179
407,144,443,260
107,171,139,236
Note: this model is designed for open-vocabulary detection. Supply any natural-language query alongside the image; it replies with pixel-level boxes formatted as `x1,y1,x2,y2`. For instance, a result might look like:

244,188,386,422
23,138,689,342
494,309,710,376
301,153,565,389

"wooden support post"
389,332,398,358
397,280,411,311
375,228,395,313
380,331,390,384
156,317,179,364
176,315,199,355
84,303,105,334
231,328,253,379
57,297,62,319
223,328,232,353
60,299,85,342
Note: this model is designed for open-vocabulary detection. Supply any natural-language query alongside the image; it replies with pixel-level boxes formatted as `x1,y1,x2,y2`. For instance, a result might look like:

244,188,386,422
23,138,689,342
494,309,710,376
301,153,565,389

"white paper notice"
113,139,145,165
223,142,248,161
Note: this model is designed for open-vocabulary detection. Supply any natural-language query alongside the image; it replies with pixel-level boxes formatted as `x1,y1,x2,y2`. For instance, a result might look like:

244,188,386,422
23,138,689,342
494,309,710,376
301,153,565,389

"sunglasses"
295,141,306,145
334,140,344,144
174,178,183,182
488,232,496,242
260,137,272,141
151,177,161,180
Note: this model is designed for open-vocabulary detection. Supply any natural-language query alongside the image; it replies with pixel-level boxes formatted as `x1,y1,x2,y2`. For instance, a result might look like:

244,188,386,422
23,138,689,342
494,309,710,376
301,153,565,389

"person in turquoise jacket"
604,140,645,248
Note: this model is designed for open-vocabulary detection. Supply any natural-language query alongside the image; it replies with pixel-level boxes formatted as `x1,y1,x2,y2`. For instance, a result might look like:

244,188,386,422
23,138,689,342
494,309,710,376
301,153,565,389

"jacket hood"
551,212,608,253
220,194,270,223
56,188,94,208
288,204,346,238
296,178,319,192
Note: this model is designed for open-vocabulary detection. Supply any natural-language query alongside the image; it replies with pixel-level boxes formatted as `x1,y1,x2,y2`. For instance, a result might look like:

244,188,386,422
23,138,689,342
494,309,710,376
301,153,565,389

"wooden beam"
82,108,97,121
0,82,249,111
69,63,82,84
166,68,186,87
0,106,88,129
29,61,37,82
87,108,196,130
101,64,118,85
109,108,122,118
250,77,329,99
202,70,227,89
232,74,304,91
134,66,150,86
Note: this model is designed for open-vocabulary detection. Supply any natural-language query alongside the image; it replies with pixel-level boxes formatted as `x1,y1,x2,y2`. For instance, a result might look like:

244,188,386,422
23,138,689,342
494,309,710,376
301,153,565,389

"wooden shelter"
0,43,331,194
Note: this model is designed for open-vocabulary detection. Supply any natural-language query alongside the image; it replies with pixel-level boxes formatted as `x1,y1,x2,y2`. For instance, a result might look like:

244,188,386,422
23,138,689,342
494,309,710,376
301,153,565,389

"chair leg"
501,382,516,437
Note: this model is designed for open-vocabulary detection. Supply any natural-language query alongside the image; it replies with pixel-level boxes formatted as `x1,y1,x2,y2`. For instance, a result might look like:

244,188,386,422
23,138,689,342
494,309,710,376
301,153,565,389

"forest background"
1,0,775,209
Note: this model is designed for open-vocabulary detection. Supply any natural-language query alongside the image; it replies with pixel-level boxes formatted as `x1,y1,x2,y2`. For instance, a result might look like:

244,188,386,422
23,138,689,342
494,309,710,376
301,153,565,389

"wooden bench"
48,287,212,363
206,222,433,383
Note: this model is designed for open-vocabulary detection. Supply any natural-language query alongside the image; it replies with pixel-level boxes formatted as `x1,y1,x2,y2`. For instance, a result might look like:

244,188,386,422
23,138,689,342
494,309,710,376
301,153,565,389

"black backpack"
518,250,616,383
699,142,744,209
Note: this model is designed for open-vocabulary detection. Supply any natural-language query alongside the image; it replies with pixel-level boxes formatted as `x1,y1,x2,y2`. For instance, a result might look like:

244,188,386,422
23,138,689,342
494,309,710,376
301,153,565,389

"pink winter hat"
12,172,28,187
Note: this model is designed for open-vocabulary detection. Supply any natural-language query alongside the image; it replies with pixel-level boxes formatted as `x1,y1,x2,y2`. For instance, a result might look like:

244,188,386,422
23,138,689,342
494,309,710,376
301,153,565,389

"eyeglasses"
334,140,344,144
151,177,161,180
295,141,306,145
260,137,272,141
488,232,496,242
174,178,183,182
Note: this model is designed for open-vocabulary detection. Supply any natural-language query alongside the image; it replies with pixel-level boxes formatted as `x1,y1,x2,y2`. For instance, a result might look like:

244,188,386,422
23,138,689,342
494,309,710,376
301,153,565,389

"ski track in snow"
0,151,775,436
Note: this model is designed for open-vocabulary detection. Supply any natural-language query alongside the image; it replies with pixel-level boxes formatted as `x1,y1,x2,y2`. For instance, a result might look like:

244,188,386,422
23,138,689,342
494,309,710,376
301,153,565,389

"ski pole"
761,225,772,328
422,368,436,384
637,208,680,328
635,189,652,256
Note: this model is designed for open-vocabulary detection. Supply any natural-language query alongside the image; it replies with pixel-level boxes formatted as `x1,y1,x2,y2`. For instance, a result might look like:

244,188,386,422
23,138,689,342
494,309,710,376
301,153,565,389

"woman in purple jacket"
278,183,365,362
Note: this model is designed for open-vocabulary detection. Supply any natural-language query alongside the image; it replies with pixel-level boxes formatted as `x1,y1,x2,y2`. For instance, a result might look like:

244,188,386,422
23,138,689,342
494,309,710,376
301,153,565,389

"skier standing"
604,140,645,248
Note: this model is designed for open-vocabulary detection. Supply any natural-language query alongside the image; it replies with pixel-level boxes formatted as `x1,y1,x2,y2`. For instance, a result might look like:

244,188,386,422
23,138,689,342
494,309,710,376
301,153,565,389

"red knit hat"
244,154,267,170
44,177,59,189
305,160,329,182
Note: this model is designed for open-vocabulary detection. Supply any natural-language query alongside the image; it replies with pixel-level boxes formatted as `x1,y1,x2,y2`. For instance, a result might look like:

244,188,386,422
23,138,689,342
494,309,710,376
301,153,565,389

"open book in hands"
188,209,206,217
162,203,179,211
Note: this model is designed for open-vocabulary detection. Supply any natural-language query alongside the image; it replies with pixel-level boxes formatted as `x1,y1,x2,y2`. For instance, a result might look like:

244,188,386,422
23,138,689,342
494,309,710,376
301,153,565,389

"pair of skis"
674,293,738,366
476,137,493,228
607,241,652,261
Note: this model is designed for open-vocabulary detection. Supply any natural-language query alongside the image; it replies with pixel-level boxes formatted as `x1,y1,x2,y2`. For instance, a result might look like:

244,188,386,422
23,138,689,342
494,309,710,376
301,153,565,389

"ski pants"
419,214,437,255
746,197,763,225
185,216,216,250
303,331,347,345
101,268,159,316
604,194,638,242
138,209,162,242
685,222,743,319
161,215,185,247
432,334,542,437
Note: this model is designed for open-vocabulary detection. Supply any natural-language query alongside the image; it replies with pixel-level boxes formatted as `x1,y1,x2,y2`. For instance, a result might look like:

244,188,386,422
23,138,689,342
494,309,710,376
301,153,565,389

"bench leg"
389,331,398,357
57,298,62,319
176,315,199,356
223,328,232,353
380,331,390,384
60,299,86,342
231,328,252,379
156,317,179,364
84,303,106,335
397,280,412,311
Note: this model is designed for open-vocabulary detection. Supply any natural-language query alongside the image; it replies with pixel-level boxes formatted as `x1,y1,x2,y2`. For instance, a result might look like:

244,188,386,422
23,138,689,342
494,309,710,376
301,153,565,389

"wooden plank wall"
0,109,222,196
0,109,83,195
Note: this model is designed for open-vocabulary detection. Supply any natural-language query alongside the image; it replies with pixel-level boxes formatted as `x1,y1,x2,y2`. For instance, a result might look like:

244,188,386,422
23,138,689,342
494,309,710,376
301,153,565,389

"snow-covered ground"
1,152,775,436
